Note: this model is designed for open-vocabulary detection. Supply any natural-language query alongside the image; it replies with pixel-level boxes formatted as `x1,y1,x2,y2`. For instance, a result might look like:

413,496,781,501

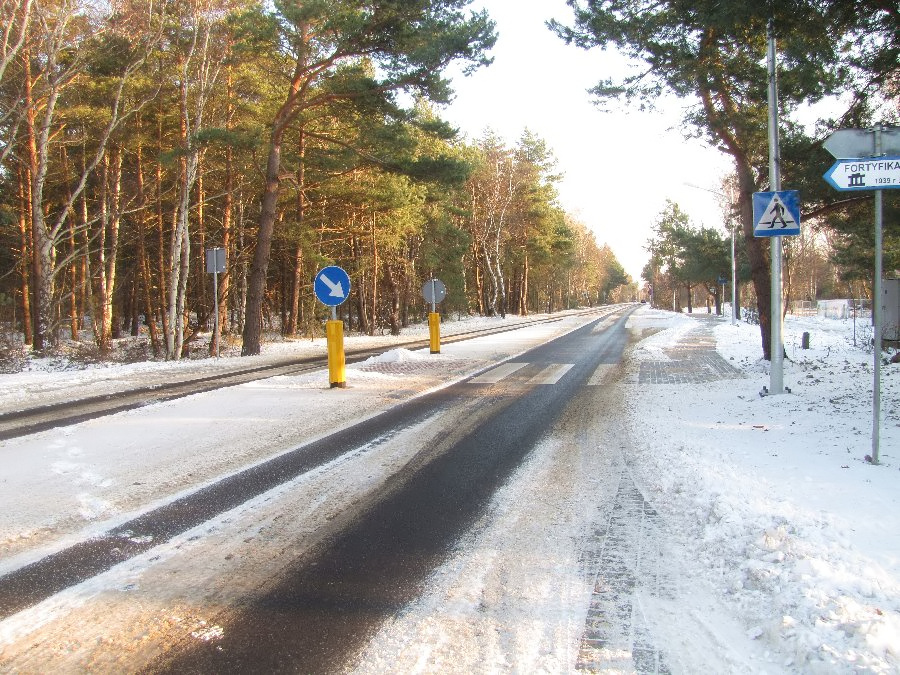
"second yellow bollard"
428,312,441,354
326,319,346,388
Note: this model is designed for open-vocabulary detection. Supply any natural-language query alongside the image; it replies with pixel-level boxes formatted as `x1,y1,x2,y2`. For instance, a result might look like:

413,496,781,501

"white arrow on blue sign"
753,190,800,237
314,266,351,306
824,157,900,191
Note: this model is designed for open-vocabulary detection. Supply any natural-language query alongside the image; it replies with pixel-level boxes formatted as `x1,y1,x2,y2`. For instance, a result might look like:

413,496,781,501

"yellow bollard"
428,312,441,354
326,319,346,388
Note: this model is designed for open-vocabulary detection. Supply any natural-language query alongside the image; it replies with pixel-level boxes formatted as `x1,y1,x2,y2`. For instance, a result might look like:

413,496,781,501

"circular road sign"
421,278,447,305
314,266,351,306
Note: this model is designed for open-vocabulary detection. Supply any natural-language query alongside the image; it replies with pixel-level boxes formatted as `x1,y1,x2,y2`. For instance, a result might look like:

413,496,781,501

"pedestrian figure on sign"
770,201,788,228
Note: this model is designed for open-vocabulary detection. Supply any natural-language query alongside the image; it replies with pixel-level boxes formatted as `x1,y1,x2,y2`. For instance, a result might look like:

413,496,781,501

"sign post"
764,20,786,396
756,21,804,396
205,248,226,358
314,266,351,388
822,125,900,464
421,278,447,354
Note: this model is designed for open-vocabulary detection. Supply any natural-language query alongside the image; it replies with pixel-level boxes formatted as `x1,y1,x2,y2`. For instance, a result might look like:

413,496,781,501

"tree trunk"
482,241,499,316
16,165,33,346
97,150,123,355
219,151,232,337
78,180,89,337
241,20,310,356
197,167,208,331
166,77,200,359
286,128,305,337
135,135,161,356
219,66,235,339
520,255,528,316
237,198,247,334
288,245,303,336
156,115,170,342
24,44,53,352
370,211,378,336
242,133,283,355
472,243,485,315
354,236,370,335
384,262,402,336
175,213,191,357
736,161,772,359
60,147,79,341
96,154,110,351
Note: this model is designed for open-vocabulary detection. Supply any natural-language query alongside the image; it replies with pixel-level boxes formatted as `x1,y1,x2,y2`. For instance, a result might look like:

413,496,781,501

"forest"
2,0,897,365
0,0,631,363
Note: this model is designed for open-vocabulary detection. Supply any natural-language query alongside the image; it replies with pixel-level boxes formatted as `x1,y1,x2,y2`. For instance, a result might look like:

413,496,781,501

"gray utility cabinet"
884,278,899,343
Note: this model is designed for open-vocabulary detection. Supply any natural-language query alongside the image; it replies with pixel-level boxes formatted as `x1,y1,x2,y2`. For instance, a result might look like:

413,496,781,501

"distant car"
640,300,646,304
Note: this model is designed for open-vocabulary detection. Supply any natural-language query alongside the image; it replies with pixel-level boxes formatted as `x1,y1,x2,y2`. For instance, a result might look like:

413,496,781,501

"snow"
0,306,898,673
621,310,900,673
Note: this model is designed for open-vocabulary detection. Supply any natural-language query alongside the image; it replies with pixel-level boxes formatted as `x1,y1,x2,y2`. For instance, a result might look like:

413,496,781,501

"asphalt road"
145,308,635,674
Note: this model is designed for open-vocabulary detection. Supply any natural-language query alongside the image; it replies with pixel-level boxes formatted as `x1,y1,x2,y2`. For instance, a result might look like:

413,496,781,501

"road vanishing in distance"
143,308,636,673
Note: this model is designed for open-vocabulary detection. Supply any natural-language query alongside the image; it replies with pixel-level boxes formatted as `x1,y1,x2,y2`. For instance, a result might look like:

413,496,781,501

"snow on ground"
623,309,900,673
0,313,528,413
0,306,898,672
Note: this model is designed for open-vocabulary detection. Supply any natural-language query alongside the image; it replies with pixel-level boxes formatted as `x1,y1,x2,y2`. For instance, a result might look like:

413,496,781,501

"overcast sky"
440,0,733,282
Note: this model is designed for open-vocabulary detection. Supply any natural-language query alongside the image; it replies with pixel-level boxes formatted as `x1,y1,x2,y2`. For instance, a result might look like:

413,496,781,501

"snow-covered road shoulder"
624,308,900,673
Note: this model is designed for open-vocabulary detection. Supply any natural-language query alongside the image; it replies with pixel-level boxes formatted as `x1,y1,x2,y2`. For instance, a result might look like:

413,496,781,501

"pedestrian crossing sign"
753,190,800,237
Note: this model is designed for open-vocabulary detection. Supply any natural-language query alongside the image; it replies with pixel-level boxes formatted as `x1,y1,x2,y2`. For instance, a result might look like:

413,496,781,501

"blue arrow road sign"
824,157,900,191
314,266,351,306
753,190,800,237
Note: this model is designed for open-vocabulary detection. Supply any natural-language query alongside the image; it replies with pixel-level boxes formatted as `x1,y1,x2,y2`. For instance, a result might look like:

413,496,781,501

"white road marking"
469,362,528,384
591,317,617,333
531,364,574,385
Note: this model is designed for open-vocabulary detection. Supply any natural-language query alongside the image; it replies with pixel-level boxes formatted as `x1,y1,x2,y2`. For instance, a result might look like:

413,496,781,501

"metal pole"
431,278,437,314
213,267,220,358
767,19,785,394
872,125,883,463
731,221,737,325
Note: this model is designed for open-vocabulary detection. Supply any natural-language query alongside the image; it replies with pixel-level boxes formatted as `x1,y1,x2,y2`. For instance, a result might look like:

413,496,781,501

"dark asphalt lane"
147,309,635,674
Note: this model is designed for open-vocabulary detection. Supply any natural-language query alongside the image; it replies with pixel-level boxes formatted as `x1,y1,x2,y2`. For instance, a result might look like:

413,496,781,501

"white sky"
441,0,733,282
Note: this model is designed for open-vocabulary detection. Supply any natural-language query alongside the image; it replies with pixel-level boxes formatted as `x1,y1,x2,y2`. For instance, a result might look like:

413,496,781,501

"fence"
788,299,872,320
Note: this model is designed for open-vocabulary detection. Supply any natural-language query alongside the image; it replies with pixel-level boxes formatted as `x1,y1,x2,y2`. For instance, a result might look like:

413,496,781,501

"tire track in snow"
577,472,672,673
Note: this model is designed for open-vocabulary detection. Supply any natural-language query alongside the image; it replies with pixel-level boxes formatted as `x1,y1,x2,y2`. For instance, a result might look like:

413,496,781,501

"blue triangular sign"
753,191,800,237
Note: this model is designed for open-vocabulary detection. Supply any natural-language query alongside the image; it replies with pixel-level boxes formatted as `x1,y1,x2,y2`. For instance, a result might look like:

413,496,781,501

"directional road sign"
824,157,900,191
314,266,351,306
823,127,900,159
753,190,800,237
421,278,447,305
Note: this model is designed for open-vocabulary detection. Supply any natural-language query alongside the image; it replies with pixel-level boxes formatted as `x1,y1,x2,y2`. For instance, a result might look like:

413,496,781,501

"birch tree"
467,134,519,317
163,0,228,359
18,0,161,352
0,0,33,168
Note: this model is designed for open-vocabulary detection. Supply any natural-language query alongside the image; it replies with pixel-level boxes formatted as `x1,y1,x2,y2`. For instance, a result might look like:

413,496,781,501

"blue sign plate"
314,266,351,306
753,190,800,237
